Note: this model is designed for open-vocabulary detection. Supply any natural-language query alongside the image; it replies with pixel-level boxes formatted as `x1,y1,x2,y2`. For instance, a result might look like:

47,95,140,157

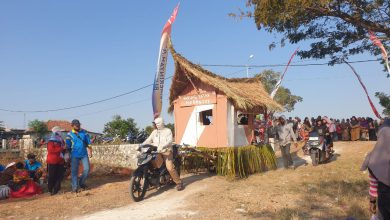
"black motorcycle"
129,144,181,202
302,131,334,166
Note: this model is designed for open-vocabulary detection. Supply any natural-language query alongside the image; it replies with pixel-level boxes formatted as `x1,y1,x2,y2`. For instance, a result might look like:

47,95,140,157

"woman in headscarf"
368,118,378,141
361,118,390,219
341,119,350,141
350,116,360,141
300,117,312,141
46,126,66,195
360,117,370,141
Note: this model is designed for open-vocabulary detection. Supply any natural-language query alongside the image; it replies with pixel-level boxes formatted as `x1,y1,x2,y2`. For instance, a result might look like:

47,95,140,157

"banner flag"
344,60,382,119
369,31,390,78
270,48,299,99
152,4,180,118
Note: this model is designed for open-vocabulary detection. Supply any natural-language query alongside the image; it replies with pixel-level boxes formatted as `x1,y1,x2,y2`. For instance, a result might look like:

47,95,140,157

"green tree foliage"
145,125,154,136
28,120,48,138
165,123,175,137
232,0,390,64
103,115,139,139
255,70,303,112
375,92,390,116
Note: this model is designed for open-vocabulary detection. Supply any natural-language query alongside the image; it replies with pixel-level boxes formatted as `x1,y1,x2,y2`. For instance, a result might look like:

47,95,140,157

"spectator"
0,162,17,185
47,126,66,195
361,118,390,219
350,116,361,141
368,118,378,141
275,116,297,169
66,119,92,193
24,153,43,182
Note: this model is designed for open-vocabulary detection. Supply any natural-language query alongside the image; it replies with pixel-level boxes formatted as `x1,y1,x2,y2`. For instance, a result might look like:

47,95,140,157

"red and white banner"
152,4,180,118
369,31,390,78
344,61,382,119
270,48,299,99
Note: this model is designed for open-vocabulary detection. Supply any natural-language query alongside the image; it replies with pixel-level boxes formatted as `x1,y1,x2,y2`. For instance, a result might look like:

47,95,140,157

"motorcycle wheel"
129,175,148,202
310,150,319,166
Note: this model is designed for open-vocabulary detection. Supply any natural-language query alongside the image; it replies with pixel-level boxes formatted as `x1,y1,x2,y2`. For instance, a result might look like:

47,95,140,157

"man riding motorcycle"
312,119,333,159
142,117,184,191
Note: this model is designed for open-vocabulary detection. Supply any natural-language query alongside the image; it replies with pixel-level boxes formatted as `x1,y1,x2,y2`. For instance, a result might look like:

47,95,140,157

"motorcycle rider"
312,119,333,159
142,117,184,191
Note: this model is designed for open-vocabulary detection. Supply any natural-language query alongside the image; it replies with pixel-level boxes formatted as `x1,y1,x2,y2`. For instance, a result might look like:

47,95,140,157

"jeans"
280,144,293,168
71,156,90,191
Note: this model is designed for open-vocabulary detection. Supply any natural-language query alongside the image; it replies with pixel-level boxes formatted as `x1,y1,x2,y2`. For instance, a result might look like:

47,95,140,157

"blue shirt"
0,165,4,172
24,160,42,171
66,129,91,158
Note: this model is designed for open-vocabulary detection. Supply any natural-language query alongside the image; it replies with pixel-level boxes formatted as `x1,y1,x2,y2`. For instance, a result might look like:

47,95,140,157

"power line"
0,58,382,113
0,76,173,113
200,59,380,68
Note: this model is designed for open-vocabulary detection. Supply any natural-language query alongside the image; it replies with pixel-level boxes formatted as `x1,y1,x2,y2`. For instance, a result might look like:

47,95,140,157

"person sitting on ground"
24,153,43,182
143,117,183,191
8,162,42,198
0,162,17,186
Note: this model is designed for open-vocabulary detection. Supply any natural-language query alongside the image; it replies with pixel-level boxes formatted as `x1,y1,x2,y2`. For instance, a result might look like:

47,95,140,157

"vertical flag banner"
270,48,299,99
344,61,382,119
369,31,390,78
152,4,180,118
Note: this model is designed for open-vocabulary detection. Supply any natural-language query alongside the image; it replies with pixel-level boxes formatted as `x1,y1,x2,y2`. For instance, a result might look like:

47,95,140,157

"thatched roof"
168,42,283,113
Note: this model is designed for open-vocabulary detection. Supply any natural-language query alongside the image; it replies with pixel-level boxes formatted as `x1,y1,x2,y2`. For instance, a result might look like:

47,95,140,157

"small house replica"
168,44,282,148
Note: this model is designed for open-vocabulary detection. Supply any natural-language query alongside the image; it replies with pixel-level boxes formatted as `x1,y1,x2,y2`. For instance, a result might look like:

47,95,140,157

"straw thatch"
168,41,283,113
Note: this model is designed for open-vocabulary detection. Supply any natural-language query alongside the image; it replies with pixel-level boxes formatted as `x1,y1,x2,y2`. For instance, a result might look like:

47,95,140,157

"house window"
237,113,248,125
200,110,213,125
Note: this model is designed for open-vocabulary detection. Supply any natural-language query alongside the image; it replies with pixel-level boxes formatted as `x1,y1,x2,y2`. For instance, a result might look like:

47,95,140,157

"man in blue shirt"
24,153,43,182
66,119,92,193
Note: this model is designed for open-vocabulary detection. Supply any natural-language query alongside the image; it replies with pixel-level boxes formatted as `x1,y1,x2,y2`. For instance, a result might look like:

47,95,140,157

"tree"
255,70,303,112
103,115,139,139
145,125,154,136
375,92,390,117
231,0,390,64
28,120,48,138
165,123,175,138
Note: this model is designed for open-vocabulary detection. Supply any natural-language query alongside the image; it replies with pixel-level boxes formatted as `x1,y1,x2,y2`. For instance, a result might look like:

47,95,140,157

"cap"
71,119,80,125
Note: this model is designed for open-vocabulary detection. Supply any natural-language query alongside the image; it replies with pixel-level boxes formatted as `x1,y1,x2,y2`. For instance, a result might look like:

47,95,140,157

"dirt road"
0,141,374,220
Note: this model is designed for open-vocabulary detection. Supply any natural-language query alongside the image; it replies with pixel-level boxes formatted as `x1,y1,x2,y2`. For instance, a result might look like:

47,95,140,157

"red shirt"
46,141,65,165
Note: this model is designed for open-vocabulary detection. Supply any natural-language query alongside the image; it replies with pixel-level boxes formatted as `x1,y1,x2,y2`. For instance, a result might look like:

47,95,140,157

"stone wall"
91,144,139,169
17,141,140,170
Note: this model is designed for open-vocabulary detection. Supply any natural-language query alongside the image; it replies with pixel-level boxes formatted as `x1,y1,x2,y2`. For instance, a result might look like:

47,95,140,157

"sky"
0,1,389,133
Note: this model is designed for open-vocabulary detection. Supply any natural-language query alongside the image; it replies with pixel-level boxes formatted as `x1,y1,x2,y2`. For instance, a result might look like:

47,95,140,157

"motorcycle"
129,144,182,202
302,131,334,166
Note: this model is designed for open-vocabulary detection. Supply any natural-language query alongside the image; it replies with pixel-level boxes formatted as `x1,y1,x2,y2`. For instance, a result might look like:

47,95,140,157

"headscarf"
48,126,65,146
361,117,390,186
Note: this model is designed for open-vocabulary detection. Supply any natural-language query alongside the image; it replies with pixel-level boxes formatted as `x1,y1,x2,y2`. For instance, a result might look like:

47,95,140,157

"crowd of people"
253,115,383,145
0,119,93,199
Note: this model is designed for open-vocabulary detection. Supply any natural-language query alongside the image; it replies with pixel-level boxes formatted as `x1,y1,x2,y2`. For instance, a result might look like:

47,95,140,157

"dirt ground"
0,141,374,220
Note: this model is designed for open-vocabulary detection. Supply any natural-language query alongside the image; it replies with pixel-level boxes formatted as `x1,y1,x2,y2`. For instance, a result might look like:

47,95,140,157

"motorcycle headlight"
310,141,319,146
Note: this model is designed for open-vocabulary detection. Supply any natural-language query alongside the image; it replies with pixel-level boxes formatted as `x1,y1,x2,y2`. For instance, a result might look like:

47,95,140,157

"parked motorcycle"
302,131,333,166
129,144,182,202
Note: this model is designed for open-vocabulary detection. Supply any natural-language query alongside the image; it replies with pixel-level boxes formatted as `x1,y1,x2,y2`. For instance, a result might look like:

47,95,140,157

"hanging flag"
152,3,180,118
369,31,390,78
270,48,299,99
344,60,382,119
